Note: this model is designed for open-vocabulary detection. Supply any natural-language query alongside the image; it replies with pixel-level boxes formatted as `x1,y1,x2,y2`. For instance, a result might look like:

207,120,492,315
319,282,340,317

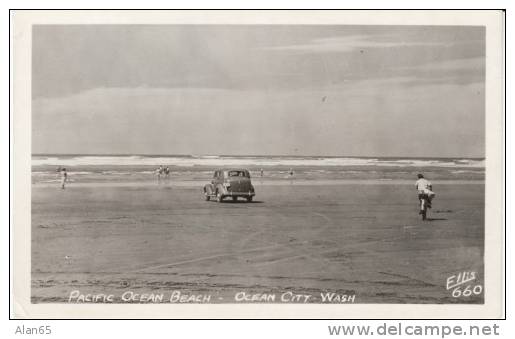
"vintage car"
203,169,255,202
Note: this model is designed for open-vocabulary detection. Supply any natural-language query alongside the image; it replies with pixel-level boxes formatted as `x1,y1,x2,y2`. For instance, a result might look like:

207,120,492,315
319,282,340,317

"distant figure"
164,166,170,180
59,167,68,189
289,168,294,177
156,165,164,183
415,173,435,211
260,168,264,177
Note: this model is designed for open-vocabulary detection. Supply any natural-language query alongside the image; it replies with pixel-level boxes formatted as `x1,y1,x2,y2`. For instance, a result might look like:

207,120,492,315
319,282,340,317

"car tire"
216,192,223,203
204,194,210,201
232,196,237,202
246,196,253,203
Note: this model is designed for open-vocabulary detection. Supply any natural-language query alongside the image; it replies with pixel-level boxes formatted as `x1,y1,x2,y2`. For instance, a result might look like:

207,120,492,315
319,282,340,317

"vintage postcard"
11,10,505,318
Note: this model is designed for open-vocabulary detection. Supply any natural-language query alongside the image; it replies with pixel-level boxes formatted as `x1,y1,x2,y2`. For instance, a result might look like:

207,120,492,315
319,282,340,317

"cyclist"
415,173,435,212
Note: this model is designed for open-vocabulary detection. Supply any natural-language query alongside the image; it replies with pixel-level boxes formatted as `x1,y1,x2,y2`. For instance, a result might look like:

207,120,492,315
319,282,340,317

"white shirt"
415,178,432,191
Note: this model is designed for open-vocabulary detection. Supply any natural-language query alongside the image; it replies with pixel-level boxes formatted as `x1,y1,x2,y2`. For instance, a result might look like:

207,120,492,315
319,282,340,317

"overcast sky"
32,25,485,157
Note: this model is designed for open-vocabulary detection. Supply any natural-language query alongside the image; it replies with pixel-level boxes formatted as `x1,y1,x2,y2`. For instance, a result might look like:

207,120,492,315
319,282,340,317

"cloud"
400,57,485,72
391,57,485,86
260,35,448,54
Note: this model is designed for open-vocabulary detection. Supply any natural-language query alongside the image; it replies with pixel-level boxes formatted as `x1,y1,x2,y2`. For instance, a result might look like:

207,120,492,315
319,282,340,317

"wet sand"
31,181,484,303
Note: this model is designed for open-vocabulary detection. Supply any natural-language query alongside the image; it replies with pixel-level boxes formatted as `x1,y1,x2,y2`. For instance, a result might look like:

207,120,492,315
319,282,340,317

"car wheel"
204,193,210,201
232,196,237,202
246,196,253,202
216,192,223,203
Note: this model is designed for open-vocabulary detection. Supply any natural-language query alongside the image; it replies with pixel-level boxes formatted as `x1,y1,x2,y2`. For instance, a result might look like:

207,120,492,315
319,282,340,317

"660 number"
451,284,483,298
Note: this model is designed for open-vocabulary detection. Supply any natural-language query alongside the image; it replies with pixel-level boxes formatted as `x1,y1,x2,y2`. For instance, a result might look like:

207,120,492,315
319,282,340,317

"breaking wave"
32,155,485,168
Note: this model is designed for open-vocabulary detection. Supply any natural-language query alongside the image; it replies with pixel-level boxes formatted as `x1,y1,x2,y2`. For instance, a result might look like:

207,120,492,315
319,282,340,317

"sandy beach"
31,179,484,304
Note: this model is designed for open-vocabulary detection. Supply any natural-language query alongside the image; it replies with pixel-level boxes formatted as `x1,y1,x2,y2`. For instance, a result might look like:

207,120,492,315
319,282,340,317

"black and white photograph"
11,10,505,319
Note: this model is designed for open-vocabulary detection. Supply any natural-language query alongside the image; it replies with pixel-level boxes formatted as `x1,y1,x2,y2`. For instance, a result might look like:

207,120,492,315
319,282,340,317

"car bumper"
224,191,255,197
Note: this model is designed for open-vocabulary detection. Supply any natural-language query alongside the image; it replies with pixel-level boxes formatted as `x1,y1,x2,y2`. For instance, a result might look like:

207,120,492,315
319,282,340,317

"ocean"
31,154,485,184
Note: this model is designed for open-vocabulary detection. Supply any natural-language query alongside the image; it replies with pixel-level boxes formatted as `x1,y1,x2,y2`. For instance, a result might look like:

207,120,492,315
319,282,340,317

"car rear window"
227,170,248,178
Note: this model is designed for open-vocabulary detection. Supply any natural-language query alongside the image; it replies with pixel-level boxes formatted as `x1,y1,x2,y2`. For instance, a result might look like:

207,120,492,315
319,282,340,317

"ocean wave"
32,170,94,175
32,155,485,168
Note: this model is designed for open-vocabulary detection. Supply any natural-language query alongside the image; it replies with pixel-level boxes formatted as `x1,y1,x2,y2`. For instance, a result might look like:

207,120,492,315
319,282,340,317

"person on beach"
156,165,163,183
59,167,68,189
289,168,294,177
415,173,435,211
164,166,170,180
260,168,264,177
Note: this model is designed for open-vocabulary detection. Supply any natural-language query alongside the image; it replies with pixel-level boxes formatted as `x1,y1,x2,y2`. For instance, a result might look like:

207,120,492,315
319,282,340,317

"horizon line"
31,153,486,160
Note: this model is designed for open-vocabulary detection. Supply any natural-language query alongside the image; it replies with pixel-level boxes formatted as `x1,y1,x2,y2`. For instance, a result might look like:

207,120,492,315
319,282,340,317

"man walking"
60,167,68,189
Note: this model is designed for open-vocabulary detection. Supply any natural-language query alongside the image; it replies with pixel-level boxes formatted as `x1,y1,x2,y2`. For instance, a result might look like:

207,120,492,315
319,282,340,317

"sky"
32,25,485,157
